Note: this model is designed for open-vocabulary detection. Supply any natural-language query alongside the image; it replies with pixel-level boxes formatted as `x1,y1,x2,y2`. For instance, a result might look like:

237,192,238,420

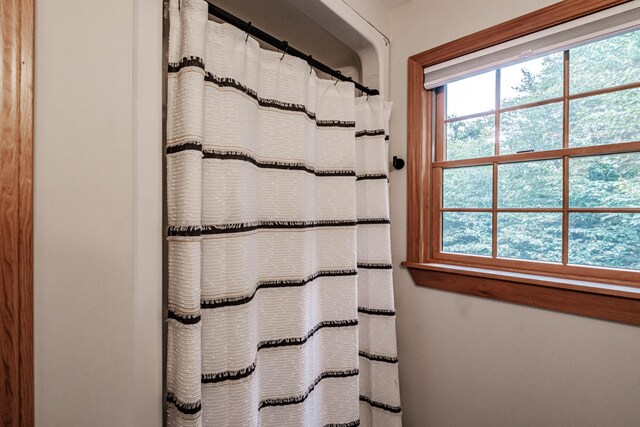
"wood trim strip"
443,81,640,124
407,58,428,263
562,155,570,264
497,97,563,115
492,71,500,258
404,262,640,299
570,80,640,100
409,0,634,67
444,109,495,123
562,51,570,265
441,208,494,212
1,2,21,422
405,265,640,325
1,0,34,425
491,163,498,257
432,89,445,258
567,208,640,213
432,168,443,257
440,207,640,213
18,1,34,424
432,140,640,168
429,251,640,287
422,90,433,261
434,88,445,163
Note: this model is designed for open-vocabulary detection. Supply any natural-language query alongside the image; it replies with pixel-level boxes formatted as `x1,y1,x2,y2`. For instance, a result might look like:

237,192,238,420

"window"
405,0,640,325
433,29,640,282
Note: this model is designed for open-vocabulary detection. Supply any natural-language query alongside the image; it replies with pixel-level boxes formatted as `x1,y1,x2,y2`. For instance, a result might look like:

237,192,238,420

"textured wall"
34,0,162,425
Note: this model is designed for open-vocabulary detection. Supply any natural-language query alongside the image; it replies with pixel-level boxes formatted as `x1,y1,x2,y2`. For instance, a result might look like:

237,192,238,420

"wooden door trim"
1,0,34,425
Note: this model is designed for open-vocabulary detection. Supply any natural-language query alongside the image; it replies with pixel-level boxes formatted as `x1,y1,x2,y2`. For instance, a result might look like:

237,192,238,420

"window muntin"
434,28,640,275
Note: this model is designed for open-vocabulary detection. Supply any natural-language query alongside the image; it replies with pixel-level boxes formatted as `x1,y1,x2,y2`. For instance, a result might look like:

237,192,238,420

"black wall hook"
244,21,252,43
280,41,289,60
392,156,405,170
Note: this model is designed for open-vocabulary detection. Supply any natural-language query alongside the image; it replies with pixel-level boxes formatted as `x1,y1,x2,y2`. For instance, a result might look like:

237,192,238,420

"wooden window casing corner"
1,0,35,425
404,0,640,326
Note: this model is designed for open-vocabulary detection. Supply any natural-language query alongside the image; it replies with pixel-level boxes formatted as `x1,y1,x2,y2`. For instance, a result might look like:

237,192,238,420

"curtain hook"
244,21,252,43
308,55,313,74
280,41,289,60
334,70,342,86
366,92,370,101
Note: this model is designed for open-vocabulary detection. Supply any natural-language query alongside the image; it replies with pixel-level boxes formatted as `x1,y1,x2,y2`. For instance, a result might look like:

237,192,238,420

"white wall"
343,0,392,36
386,1,640,426
34,0,163,425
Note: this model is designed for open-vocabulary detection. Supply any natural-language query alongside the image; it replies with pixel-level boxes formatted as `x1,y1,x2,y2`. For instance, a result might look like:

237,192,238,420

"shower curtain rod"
205,1,380,96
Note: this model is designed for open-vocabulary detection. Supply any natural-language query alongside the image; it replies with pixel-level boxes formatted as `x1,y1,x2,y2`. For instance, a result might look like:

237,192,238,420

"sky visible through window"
446,57,545,118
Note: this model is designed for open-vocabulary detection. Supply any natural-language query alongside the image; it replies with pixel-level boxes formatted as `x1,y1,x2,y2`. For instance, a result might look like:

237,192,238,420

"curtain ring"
280,41,289,60
366,92,370,101
244,21,252,43
308,55,313,74
334,71,342,86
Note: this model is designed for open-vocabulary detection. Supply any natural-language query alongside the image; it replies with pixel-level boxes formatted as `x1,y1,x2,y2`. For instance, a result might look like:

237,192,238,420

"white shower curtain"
166,1,400,425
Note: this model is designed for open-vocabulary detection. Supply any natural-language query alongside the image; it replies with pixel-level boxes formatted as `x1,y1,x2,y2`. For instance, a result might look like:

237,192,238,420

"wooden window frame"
432,59,640,284
403,0,640,325
1,0,35,425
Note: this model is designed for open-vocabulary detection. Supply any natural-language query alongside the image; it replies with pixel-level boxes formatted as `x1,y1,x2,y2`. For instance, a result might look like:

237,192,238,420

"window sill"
402,261,640,325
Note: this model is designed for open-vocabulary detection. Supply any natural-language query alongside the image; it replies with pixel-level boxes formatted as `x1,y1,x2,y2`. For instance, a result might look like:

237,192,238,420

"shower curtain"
166,1,400,425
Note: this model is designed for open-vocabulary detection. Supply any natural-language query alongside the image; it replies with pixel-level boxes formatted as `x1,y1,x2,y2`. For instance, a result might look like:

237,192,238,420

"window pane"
442,212,492,256
443,166,492,208
570,152,640,208
499,102,563,154
498,160,563,207
446,115,495,160
570,29,640,94
498,213,562,262
500,53,564,108
569,88,640,147
446,71,496,118
569,213,640,270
